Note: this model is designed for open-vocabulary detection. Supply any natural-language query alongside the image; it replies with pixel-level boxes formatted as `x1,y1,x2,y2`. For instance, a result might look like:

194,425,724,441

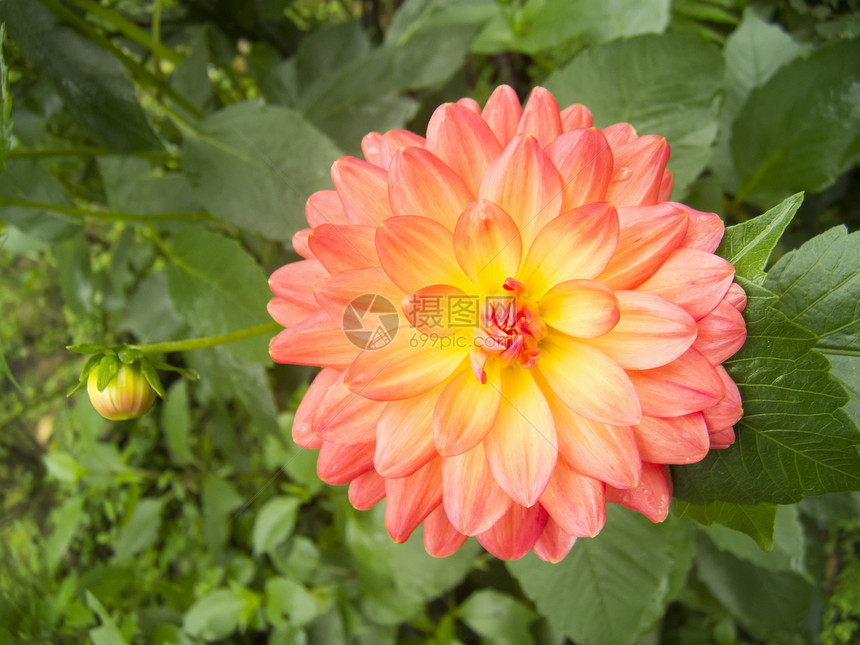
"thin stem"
7,147,175,161
129,322,282,355
0,197,214,223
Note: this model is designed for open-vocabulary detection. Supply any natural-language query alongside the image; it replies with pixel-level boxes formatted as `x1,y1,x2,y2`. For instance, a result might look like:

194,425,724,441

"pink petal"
434,363,501,456
515,87,563,148
388,147,474,230
605,463,672,522
362,129,426,169
636,248,736,320
671,202,724,253
560,104,593,131
424,506,468,557
308,224,380,273
533,518,577,563
693,298,747,365
443,441,513,535
292,228,313,258
478,134,563,250
597,204,689,290
658,170,674,202
384,457,443,543
519,202,620,300
306,190,349,227
539,459,606,537
539,279,620,339
481,84,523,147
725,283,747,312
586,290,697,370
605,135,670,207
269,259,329,308
292,368,340,449
314,372,386,444
632,413,710,465
602,123,638,146
426,103,503,194
317,440,375,485
331,156,393,225
709,426,736,449
538,332,641,426
477,503,548,560
457,97,481,113
269,310,361,368
374,383,444,478
348,469,386,510
453,199,522,292
703,365,743,432
545,128,613,211
313,267,405,325
627,348,725,417
267,297,317,328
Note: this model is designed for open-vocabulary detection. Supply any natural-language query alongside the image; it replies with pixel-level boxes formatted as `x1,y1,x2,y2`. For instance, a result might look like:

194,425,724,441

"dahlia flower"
269,86,745,562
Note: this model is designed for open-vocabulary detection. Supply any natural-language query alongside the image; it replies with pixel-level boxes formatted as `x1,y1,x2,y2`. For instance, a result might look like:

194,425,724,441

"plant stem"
7,147,175,161
129,322,282,355
0,197,214,223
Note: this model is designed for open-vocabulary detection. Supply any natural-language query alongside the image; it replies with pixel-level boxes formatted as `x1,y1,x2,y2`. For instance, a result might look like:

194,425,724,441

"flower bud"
87,364,156,421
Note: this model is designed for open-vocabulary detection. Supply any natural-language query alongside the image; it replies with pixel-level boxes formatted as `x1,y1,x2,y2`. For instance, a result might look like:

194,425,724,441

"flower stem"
0,197,214,223
129,322,282,355
7,147,175,161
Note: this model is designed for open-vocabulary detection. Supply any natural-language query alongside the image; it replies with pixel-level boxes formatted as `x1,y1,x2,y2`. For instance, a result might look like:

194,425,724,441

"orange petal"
313,267,404,326
270,259,329,308
519,202,619,300
544,386,641,489
539,459,606,537
627,348,724,417
477,503,548,560
343,325,467,400
306,189,348,227
426,103,503,194
545,128,613,210
348,469,386,510
478,134,563,250
586,290,697,370
458,97,481,113
672,202,724,253
331,156,393,225
539,279,620,339
443,441,513,535
693,298,747,365
483,368,558,508
267,297,317,328
597,204,689,290
269,311,360,368
533,518,577,563
702,365,743,431
538,332,641,426
632,413,710,465
376,215,471,293
560,104,593,131
515,87,563,148
605,135,670,207
481,84,522,147
314,373,386,444
602,123,638,146
384,457,443,543
317,440,375,485
424,506,468,558
308,224,380,273
292,367,340,449
453,199,522,292
388,147,474,230
374,383,444,478
434,362,501,456
636,248,735,320
362,129,426,169
292,228,313,258
402,284,467,337
605,463,672,523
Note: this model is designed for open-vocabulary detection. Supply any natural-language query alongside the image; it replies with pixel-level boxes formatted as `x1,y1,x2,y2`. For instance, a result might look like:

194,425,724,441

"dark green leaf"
545,33,723,197
252,496,300,556
0,160,81,242
716,192,802,282
457,589,536,645
170,29,214,117
112,498,166,561
673,499,777,550
162,380,194,466
506,507,693,645
96,354,119,391
182,102,341,239
0,24,11,171
45,495,84,571
98,157,203,216
120,271,187,343
0,339,22,392
85,591,129,645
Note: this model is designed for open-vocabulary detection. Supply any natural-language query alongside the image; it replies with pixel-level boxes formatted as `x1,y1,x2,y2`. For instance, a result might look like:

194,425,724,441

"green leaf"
170,29,214,117
0,24,12,172
67,343,107,355
96,354,119,391
716,192,802,282
98,156,203,216
165,229,271,364
183,588,248,641
138,359,165,399
457,589,536,645
162,380,194,466
0,340,21,392
0,161,82,242
265,577,318,628
0,0,162,152
545,33,723,197
506,507,693,645
112,497,166,561
85,591,129,645
182,101,341,239
733,38,860,206
672,279,860,504
43,451,85,482
201,474,245,552
45,495,84,571
673,499,777,550
251,496,301,556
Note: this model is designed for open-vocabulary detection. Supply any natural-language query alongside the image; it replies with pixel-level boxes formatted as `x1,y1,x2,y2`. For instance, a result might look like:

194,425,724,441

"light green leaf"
96,354,119,391
201,474,245,552
170,29,214,117
252,496,301,556
457,589,536,645
162,380,194,466
183,589,248,641
112,497,166,561
545,33,723,197
45,495,84,571
85,591,129,645
165,229,271,364
733,38,860,206
506,507,693,645
43,452,85,483
716,192,802,282
265,577,318,628
0,340,21,392
673,499,777,550
182,101,341,239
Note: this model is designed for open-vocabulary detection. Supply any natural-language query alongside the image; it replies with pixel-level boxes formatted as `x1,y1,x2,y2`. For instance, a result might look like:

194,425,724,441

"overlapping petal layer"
269,85,746,562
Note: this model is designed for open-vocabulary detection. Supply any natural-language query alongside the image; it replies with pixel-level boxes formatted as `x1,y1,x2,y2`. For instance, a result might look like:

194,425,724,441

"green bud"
87,363,156,421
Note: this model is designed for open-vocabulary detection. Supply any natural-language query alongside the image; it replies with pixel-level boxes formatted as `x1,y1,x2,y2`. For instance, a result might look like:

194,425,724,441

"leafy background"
0,0,859,643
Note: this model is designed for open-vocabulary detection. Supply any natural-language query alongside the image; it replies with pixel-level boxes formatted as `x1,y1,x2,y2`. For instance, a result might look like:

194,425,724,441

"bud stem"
128,321,282,355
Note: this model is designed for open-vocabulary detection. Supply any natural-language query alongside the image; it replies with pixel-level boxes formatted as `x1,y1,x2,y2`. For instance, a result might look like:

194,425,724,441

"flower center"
471,277,547,383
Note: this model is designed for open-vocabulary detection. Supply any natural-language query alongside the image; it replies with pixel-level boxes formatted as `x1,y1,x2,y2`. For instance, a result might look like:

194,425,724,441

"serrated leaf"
672,279,860,504
506,507,693,645
251,497,300,556
457,589,536,645
673,499,777,550
96,354,119,391
544,33,723,197
716,192,802,282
